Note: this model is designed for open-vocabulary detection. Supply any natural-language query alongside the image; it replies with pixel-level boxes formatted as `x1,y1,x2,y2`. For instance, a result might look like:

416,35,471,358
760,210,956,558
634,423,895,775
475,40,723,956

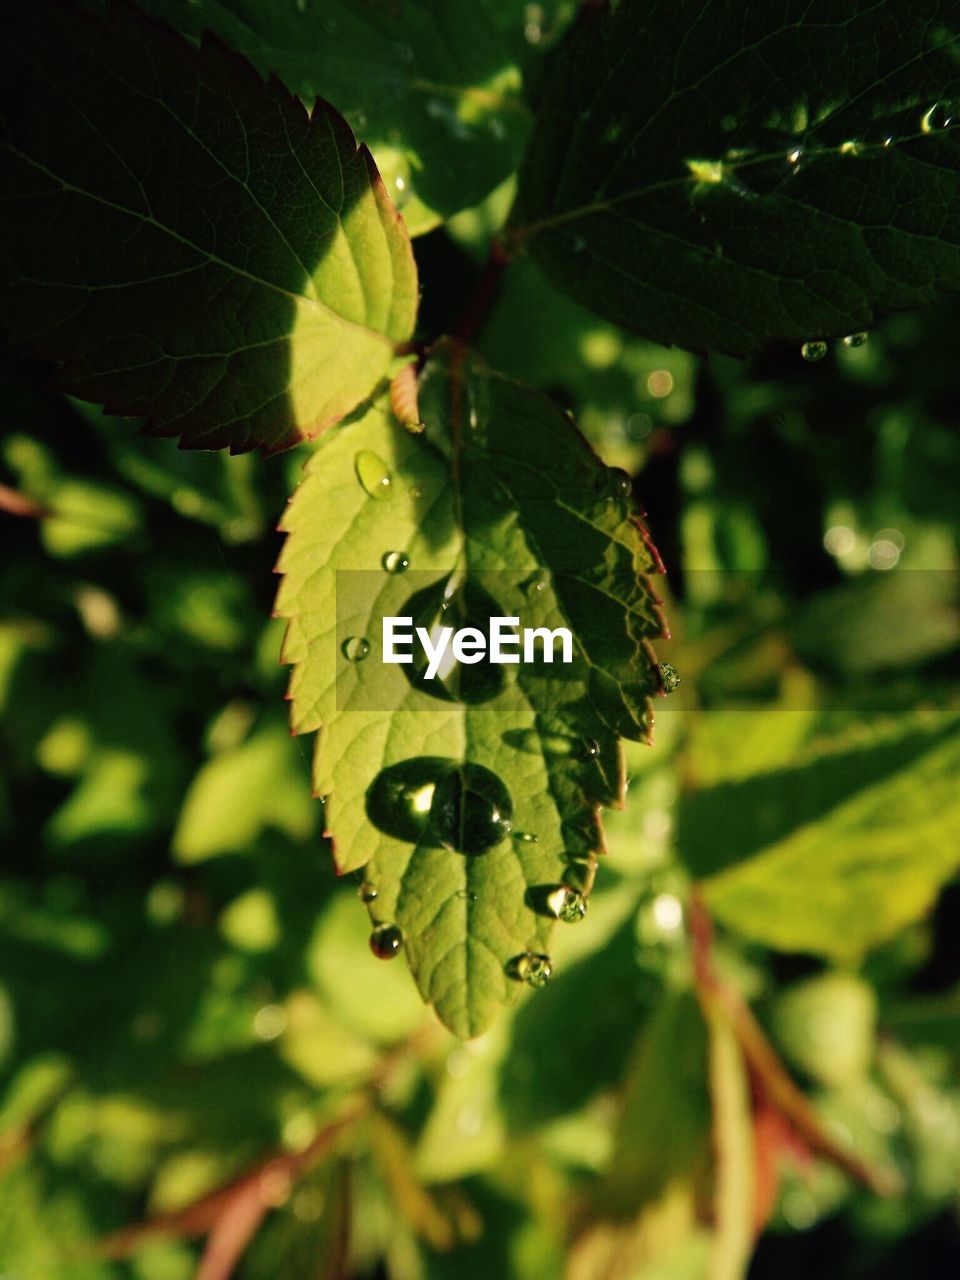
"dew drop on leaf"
355,450,393,498
800,340,828,362
382,550,410,574
455,889,477,901
578,738,600,760
921,102,952,133
432,764,513,854
595,466,632,502
506,952,553,987
341,635,371,663
358,883,378,903
657,662,682,693
786,146,803,164
526,883,588,923
513,831,539,844
369,923,403,959
842,331,869,348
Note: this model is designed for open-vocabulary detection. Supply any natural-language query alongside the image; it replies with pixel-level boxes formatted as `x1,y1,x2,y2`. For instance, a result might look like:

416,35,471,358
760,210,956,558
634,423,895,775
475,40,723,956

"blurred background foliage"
3,134,960,1280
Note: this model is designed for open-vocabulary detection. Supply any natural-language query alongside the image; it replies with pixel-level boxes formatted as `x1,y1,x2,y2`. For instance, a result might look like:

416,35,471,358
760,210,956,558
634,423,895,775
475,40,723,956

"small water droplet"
506,952,553,988
839,140,862,156
455,889,477,901
657,662,681,693
786,147,803,164
394,175,405,192
409,486,423,499
801,340,828,363
342,635,370,663
433,764,513,854
358,882,378,903
369,923,403,959
513,831,539,844
921,102,952,133
521,572,546,597
595,467,632,503
355,450,393,498
578,738,600,761
842,331,869,348
382,550,410,574
526,884,588,923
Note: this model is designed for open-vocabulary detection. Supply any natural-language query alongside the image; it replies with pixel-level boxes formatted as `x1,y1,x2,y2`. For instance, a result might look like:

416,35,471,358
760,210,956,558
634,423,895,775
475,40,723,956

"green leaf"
687,711,960,959
511,0,960,354
276,346,666,1037
0,1,417,453
133,0,533,235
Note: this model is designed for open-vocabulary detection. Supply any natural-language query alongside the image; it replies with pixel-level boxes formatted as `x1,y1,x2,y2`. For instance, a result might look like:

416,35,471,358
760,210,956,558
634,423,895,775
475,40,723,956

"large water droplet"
657,662,681,693
842,331,869,348
526,884,588,923
369,923,403,959
342,636,370,663
382,550,410,574
355,450,393,499
800,340,827,363
366,758,445,843
506,952,553,988
432,764,513,854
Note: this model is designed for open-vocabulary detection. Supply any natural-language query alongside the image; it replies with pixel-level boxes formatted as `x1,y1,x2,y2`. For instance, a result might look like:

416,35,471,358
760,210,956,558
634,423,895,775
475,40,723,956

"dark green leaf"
0,1,417,453
512,0,960,354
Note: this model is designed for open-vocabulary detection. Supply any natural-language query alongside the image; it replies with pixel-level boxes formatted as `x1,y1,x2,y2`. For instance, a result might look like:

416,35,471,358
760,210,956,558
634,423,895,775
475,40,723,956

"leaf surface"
276,346,666,1036
135,0,533,234
512,0,960,354
0,1,417,453
686,711,960,959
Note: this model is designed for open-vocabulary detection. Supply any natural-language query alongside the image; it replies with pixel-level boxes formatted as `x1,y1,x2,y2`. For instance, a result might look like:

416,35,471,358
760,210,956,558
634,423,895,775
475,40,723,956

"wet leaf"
0,1,417,453
512,0,960,354
276,346,665,1036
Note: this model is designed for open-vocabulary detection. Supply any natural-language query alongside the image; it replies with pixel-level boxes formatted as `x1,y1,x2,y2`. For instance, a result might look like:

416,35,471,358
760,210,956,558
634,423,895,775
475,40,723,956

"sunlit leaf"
0,1,417,453
276,346,666,1036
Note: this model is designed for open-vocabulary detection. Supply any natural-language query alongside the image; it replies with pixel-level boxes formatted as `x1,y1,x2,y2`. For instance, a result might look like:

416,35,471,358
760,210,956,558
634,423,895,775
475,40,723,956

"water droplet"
369,923,403,959
399,577,504,704
513,831,539,844
786,147,803,164
409,486,423,499
526,884,588,923
342,635,370,663
578,738,600,761
800,340,828,363
921,102,952,133
657,662,681,693
842,331,869,348
358,883,378,903
455,889,477,901
595,467,632,503
432,764,513,854
394,175,405,192
521,572,546,597
355,450,392,498
839,140,862,156
506,952,553,988
382,550,410,574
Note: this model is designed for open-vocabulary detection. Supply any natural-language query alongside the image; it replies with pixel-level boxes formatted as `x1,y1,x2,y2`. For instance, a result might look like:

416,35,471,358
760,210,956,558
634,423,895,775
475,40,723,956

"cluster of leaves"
1,0,960,1276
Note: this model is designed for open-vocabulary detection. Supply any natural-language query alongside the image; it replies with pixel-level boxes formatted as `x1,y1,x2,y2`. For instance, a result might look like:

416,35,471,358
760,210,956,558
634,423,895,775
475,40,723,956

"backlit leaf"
0,1,417,453
276,346,666,1036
